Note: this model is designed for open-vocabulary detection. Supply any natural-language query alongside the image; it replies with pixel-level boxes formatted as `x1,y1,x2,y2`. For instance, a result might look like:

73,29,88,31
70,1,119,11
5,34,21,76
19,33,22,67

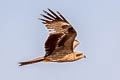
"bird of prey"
19,9,86,66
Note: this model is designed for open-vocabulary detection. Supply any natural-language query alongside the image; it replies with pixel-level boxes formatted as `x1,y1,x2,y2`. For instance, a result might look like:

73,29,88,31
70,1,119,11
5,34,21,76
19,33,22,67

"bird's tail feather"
19,57,45,66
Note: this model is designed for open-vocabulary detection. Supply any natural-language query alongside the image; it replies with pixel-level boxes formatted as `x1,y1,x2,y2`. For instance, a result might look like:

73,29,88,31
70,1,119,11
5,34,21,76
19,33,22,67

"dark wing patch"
44,33,63,57
58,27,77,51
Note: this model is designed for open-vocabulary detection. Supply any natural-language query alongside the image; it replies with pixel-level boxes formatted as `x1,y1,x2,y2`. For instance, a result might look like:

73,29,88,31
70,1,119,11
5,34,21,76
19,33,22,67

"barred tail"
19,57,45,66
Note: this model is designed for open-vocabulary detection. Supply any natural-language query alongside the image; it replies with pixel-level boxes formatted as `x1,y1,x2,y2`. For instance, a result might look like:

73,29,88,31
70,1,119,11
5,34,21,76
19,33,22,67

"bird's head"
74,52,86,60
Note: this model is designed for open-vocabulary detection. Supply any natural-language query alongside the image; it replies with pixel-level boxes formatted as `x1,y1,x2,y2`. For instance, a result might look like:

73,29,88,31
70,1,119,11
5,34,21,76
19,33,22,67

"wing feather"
58,27,77,51
57,11,69,23
43,10,56,19
40,14,54,20
40,9,70,33
48,8,62,20
44,33,63,57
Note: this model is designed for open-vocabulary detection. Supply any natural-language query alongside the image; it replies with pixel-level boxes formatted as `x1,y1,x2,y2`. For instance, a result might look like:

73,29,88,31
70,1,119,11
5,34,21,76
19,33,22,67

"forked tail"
19,57,45,66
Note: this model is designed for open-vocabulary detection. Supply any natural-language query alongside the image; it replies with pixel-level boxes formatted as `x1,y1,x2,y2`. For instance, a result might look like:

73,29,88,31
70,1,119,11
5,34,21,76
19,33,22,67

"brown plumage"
19,9,85,66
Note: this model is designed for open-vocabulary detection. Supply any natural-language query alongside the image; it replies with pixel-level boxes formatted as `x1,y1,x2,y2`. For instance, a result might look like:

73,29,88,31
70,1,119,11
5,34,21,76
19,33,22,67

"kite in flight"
19,9,86,66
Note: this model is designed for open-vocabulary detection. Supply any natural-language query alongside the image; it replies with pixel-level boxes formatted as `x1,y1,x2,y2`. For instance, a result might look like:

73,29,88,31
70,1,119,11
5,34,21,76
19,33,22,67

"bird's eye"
76,54,82,57
62,25,69,29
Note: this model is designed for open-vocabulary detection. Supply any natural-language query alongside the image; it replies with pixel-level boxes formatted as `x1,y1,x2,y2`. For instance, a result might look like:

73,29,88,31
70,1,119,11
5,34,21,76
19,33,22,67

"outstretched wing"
40,9,77,57
45,27,77,57
44,33,64,57
40,8,71,33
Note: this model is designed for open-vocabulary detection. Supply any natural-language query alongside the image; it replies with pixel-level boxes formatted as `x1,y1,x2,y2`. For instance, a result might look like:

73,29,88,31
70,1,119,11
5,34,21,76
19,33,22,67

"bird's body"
45,52,84,62
19,9,85,66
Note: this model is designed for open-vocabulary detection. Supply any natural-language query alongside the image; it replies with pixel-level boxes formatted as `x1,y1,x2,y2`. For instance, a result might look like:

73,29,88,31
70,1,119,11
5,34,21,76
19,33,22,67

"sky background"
0,0,120,80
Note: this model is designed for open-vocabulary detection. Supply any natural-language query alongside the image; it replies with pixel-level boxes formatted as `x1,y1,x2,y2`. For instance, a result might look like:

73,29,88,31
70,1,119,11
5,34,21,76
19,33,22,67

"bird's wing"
40,9,77,56
45,28,77,57
58,27,77,52
40,8,71,33
44,33,64,57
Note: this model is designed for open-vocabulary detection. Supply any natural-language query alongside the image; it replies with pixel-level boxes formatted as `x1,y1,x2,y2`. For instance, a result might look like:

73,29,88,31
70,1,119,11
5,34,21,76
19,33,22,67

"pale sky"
0,0,120,80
